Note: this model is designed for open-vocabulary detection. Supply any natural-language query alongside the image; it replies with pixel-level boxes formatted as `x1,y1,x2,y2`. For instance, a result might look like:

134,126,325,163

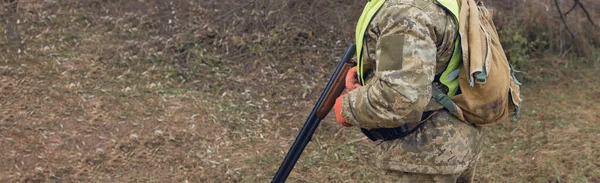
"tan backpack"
433,0,523,126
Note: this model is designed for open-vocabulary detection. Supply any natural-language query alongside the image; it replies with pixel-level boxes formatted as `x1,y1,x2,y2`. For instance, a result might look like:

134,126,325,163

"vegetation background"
0,0,598,182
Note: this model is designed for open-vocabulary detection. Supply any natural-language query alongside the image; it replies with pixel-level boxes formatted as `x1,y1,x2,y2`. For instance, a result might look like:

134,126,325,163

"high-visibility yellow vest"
355,0,462,96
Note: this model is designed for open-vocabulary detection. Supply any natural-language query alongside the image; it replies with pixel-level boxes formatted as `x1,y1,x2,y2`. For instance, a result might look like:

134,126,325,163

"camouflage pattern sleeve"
341,3,438,129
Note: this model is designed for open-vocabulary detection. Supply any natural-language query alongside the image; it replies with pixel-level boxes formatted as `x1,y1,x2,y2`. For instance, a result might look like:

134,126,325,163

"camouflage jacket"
341,0,484,176
341,0,457,129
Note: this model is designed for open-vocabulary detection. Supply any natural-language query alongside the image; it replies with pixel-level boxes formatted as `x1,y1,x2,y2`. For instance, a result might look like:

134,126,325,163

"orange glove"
345,66,361,92
334,94,352,127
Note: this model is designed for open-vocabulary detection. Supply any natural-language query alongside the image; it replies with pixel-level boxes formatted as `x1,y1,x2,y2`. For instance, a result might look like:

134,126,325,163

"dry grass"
477,57,600,182
0,0,599,182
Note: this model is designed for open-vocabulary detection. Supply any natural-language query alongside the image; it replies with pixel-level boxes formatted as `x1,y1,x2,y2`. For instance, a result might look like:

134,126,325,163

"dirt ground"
1,0,599,182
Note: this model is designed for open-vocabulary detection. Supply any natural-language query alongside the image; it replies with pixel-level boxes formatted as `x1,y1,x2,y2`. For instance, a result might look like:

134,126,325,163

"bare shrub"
481,0,598,63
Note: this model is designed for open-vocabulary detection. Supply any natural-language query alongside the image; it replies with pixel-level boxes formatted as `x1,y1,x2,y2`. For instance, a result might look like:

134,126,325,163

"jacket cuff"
341,87,364,127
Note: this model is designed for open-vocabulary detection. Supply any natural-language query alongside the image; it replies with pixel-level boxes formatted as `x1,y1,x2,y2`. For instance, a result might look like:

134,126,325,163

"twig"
577,1,598,27
345,137,368,145
330,136,369,156
564,0,579,15
202,1,255,29
563,0,598,27
2,1,17,8
559,46,572,57
554,0,576,38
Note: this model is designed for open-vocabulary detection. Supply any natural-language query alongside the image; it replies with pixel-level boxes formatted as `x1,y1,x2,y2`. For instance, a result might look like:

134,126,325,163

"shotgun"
271,43,356,183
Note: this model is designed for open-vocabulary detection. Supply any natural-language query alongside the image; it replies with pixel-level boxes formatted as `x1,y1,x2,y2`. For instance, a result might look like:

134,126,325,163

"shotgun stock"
271,44,356,183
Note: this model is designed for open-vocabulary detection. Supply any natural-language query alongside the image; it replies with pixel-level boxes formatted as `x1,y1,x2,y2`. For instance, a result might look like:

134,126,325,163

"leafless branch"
564,0,579,15
577,1,598,27
563,0,598,27
554,0,576,38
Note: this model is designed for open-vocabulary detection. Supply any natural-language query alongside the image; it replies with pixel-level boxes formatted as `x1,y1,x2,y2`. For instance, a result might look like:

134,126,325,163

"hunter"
333,0,483,182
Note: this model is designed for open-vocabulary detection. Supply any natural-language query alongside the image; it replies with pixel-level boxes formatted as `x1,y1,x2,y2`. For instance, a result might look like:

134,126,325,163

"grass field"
1,0,599,182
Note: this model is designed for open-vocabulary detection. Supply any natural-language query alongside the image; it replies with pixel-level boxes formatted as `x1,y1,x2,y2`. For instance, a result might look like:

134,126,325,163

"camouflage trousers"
375,110,484,182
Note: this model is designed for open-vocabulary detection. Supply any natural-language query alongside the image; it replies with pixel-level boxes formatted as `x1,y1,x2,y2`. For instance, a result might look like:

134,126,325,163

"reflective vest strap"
355,0,386,85
435,0,461,97
436,0,460,20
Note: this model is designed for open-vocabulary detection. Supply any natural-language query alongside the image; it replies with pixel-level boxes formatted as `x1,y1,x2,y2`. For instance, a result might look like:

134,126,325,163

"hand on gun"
345,61,361,92
334,62,361,127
